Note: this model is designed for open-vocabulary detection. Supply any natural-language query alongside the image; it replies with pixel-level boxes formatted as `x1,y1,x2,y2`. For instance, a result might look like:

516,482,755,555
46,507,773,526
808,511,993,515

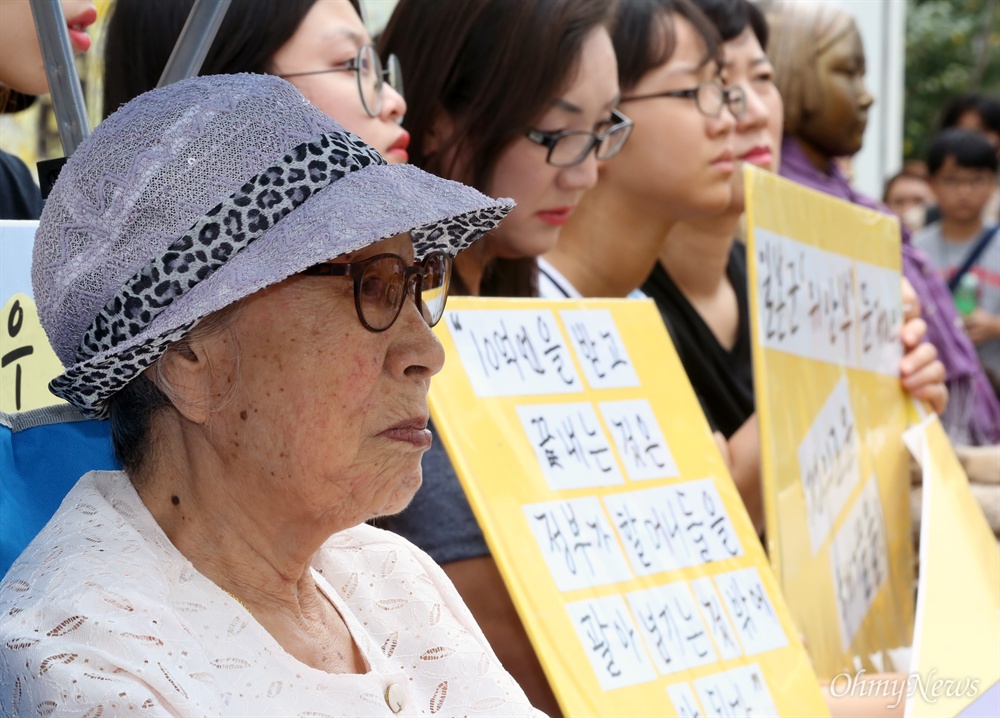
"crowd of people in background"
0,0,997,715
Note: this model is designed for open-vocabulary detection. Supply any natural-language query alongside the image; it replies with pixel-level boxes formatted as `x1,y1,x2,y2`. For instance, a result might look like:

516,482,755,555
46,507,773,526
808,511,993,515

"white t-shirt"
537,257,647,300
0,471,543,717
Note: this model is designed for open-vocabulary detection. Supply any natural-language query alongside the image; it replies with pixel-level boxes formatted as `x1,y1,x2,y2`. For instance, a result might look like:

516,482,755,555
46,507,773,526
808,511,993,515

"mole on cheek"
240,410,248,421
171,495,180,506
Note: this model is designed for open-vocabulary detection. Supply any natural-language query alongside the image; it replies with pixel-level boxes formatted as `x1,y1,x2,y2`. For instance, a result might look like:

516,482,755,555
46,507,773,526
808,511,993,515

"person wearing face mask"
0,0,97,219
103,0,409,162
374,1,629,713
543,0,947,534
764,0,1000,447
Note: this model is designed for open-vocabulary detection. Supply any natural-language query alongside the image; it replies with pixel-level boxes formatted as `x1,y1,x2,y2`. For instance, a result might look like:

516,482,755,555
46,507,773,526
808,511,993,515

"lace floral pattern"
0,471,544,717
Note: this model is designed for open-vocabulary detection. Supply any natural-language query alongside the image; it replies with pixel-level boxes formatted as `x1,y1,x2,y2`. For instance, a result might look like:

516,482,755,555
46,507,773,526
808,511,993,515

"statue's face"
796,23,874,159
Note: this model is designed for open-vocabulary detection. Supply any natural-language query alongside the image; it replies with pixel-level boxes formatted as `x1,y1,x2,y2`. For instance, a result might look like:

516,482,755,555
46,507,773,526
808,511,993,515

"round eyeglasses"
278,44,403,118
525,109,635,168
300,252,452,332
620,81,747,120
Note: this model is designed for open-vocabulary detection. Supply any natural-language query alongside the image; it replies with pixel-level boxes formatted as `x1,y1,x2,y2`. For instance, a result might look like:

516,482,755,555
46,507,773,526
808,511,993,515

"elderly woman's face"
197,234,445,527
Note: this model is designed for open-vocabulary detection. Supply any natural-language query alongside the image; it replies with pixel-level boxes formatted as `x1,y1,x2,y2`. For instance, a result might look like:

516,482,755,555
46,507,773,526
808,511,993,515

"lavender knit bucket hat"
33,74,513,419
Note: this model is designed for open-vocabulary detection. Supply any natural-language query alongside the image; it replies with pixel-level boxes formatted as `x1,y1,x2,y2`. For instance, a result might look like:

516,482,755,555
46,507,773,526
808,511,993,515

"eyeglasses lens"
596,123,632,161
420,253,451,327
696,82,725,117
358,45,383,117
359,255,406,330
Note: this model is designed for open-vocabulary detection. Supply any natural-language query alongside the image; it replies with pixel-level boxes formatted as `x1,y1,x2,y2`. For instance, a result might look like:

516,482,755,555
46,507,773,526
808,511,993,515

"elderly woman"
0,74,543,717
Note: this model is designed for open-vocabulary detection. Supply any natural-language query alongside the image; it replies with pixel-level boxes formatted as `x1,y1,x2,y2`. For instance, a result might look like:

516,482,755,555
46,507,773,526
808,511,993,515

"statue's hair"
760,0,856,134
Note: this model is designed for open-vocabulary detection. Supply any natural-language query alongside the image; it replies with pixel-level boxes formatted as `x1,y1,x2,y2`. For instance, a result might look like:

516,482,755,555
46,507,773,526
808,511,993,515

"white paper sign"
566,595,658,691
667,682,705,718
516,403,624,490
713,567,789,656
599,399,679,481
626,582,718,675
830,475,890,651
693,663,779,718
523,497,633,591
444,309,582,396
797,376,861,554
689,576,743,661
603,480,744,576
754,228,901,377
559,309,641,389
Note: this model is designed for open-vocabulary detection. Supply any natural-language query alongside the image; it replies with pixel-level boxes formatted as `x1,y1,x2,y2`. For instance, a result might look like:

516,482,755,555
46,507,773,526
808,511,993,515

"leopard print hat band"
33,75,512,419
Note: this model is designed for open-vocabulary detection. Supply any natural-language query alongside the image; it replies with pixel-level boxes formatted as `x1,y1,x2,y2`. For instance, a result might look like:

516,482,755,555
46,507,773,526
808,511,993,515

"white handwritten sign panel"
523,497,633,591
797,376,861,554
693,663,779,718
627,582,718,675
855,262,903,376
689,576,743,661
566,595,658,691
444,309,582,396
559,309,641,389
667,682,705,718
515,403,624,490
603,481,744,577
830,475,890,651
714,567,789,656
599,399,679,481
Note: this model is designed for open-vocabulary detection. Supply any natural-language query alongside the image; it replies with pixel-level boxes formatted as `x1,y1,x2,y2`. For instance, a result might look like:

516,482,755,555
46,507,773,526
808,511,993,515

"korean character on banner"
536,313,576,386
645,502,692,567
674,488,711,563
513,318,546,378
614,501,653,571
628,583,717,676
2,299,33,411
568,321,607,379
690,577,742,660
573,410,615,473
530,415,563,470
533,507,576,575
667,683,704,718
720,574,756,641
700,484,742,559
567,597,657,690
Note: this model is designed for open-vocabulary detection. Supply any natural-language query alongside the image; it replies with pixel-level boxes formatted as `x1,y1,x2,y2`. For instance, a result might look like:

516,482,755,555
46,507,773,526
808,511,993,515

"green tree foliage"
905,0,1000,160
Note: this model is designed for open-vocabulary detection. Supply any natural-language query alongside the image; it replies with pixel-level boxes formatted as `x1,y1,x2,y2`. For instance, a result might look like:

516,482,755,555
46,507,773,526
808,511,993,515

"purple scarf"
779,135,1000,445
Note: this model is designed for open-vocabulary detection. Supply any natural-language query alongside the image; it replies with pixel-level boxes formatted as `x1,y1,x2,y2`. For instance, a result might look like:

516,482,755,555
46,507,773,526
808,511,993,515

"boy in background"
915,129,1000,385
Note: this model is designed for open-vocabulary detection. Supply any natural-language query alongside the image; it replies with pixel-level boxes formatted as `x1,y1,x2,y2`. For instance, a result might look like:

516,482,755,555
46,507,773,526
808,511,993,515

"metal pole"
28,0,90,156
157,0,233,88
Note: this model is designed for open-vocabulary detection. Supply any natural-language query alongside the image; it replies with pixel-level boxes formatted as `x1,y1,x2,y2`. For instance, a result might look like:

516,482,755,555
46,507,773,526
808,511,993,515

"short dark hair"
378,0,616,297
926,129,999,176
882,170,929,203
103,0,362,117
692,0,769,46
939,92,1000,136
613,0,722,93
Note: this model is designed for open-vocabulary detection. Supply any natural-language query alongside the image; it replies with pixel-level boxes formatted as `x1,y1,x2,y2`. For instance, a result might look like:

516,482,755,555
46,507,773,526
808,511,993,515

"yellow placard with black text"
429,296,828,717
745,166,915,679
0,221,66,413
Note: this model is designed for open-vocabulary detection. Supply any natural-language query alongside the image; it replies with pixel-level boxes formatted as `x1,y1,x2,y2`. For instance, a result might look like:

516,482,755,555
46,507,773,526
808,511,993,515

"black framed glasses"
621,81,747,119
278,44,403,118
525,108,634,168
300,252,452,332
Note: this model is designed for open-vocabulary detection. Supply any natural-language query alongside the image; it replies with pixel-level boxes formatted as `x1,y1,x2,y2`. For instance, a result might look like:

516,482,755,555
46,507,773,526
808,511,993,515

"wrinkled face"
795,22,873,159
201,234,445,527
884,175,935,230
485,27,621,259
272,0,409,163
611,14,737,220
722,28,784,214
930,155,998,225
0,0,96,95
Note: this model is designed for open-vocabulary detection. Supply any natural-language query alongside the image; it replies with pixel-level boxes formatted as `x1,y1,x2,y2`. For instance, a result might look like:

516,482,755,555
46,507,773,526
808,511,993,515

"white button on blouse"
385,683,406,713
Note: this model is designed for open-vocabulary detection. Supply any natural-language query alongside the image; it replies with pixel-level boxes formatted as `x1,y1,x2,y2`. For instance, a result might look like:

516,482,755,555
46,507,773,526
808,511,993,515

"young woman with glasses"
544,0,946,533
375,0,627,713
103,0,409,162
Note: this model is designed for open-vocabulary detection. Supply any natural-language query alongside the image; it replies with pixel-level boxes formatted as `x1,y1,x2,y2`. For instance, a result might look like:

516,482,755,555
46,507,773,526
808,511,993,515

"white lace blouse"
0,471,544,717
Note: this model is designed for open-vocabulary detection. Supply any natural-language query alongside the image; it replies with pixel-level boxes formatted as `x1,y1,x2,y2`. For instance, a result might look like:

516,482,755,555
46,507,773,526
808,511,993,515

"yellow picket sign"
0,221,66,413
744,166,915,679
429,296,828,717
903,415,1000,718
